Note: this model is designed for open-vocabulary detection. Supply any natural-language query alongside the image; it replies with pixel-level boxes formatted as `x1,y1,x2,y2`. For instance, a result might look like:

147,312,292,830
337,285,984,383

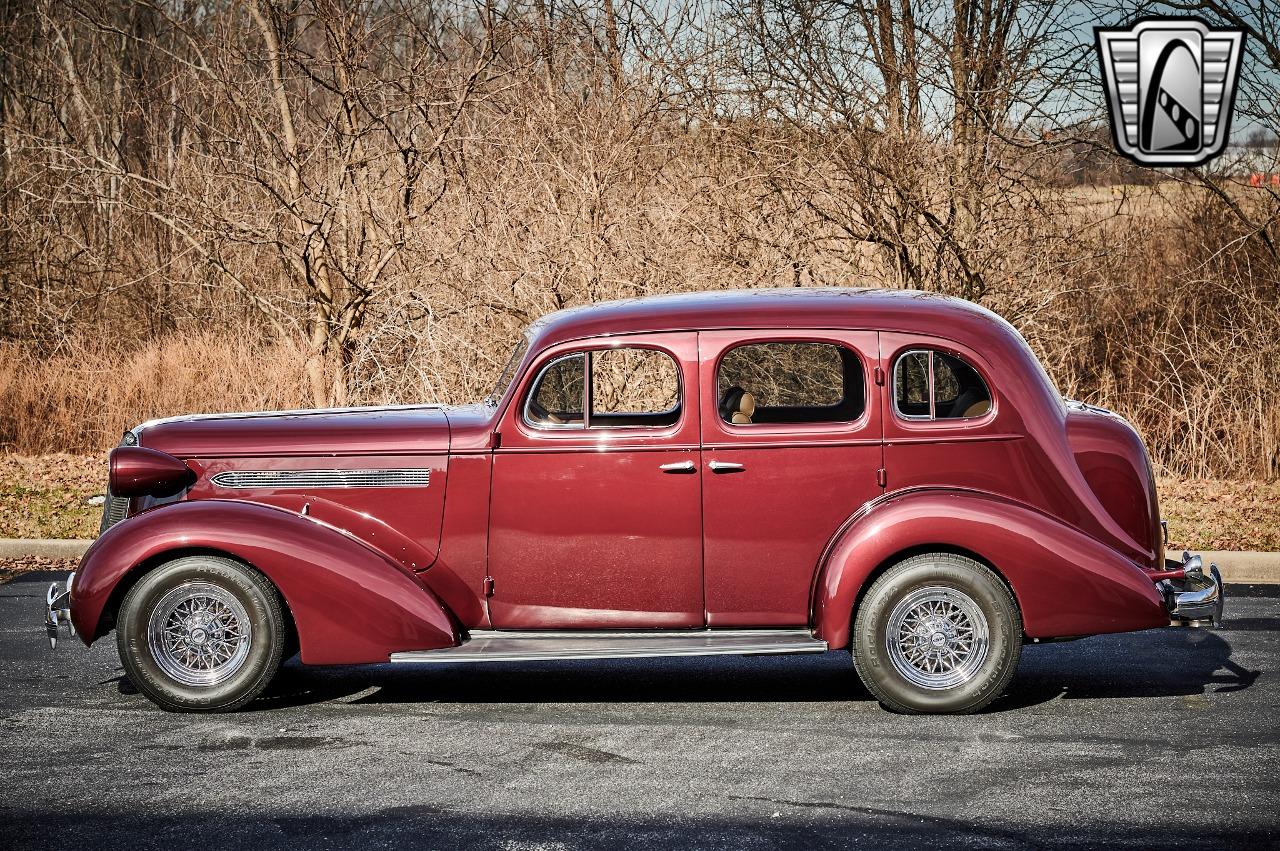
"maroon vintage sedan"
44,289,1223,714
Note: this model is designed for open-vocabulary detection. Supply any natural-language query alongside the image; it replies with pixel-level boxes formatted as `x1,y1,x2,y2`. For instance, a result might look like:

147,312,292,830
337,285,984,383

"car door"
879,332,1016,495
698,330,884,626
488,332,705,629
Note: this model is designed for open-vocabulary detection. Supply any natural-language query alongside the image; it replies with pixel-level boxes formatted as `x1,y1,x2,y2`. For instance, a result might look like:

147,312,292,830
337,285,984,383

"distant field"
1056,180,1271,226
1,453,1275,552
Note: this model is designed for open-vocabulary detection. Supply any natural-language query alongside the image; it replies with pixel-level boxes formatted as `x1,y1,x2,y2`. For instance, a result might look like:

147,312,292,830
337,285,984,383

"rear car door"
879,332,1013,495
488,333,705,629
698,330,884,626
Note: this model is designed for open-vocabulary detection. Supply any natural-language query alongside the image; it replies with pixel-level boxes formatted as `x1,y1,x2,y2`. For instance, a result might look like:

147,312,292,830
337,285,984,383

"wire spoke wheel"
147,581,252,687
885,586,990,690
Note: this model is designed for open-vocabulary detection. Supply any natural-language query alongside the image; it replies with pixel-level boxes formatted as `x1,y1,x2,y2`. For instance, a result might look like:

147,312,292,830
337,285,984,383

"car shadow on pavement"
249,625,1262,713
5,801,1276,850
989,626,1261,711
254,651,870,710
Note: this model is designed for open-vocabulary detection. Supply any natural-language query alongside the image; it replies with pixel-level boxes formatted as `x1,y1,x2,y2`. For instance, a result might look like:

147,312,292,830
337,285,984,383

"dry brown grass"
0,334,309,455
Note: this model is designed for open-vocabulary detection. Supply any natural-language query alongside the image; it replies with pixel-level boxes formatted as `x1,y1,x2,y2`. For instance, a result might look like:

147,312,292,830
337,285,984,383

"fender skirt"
813,489,1169,648
70,499,459,664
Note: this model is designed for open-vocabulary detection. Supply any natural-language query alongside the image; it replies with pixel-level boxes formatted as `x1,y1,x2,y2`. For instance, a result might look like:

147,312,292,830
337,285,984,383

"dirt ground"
0,555,77,584
0,454,106,540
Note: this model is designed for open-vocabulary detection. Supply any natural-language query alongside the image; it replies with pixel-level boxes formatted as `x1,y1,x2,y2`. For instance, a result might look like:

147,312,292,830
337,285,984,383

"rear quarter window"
893,349,991,421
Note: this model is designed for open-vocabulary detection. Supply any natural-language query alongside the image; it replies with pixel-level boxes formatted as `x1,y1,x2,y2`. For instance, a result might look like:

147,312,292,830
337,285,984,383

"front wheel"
852,553,1022,714
116,555,287,712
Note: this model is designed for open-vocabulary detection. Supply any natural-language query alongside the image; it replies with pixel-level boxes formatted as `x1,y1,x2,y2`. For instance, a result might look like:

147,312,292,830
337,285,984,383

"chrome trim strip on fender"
211,468,430,489
389,629,827,663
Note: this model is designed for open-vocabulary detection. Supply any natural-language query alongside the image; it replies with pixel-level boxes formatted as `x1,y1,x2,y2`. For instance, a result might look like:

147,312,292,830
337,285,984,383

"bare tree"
719,0,1090,303
0,0,1276,476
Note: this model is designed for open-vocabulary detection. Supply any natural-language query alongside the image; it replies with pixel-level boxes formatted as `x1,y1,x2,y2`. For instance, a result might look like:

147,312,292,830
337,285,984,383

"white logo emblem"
1095,18,1245,167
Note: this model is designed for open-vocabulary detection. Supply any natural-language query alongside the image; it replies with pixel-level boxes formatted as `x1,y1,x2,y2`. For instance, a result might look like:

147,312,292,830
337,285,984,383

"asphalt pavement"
2,571,1277,850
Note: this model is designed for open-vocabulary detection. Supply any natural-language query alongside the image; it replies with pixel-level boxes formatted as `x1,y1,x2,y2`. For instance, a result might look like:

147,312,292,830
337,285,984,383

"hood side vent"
211,468,430,489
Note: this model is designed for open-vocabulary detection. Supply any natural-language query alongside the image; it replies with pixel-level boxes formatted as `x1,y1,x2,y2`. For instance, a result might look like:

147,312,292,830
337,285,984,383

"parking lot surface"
3,571,1277,850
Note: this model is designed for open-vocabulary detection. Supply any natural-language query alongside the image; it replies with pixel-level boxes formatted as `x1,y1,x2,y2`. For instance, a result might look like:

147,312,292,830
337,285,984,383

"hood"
132,405,451,458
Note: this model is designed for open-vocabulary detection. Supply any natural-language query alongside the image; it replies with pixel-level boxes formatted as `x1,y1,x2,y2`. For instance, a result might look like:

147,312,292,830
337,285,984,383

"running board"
388,629,827,664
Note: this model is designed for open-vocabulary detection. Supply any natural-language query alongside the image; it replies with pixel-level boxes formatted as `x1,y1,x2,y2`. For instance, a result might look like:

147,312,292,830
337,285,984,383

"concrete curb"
0,539,93,559
0,539,1277,582
1197,551,1280,585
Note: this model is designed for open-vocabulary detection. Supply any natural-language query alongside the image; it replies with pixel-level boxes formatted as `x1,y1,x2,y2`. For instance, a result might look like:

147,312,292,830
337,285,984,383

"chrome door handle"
708,460,745,473
659,460,697,474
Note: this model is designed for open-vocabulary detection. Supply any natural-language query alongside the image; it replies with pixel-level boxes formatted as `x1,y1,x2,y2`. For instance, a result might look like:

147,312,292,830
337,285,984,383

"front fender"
812,488,1168,648
70,499,459,664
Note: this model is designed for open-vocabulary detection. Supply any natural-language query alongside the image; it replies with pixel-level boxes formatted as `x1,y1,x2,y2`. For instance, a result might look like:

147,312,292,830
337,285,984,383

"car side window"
716,341,864,425
590,348,680,428
526,353,585,427
893,349,991,420
525,347,681,430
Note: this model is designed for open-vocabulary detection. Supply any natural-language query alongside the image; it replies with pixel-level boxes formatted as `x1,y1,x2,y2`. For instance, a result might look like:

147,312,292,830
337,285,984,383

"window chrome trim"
523,348,684,432
522,352,587,431
892,348,992,422
893,349,934,421
210,468,430,489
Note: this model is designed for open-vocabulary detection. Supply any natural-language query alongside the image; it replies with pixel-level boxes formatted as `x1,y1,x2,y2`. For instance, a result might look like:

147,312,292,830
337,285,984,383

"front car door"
488,333,704,629
698,330,884,626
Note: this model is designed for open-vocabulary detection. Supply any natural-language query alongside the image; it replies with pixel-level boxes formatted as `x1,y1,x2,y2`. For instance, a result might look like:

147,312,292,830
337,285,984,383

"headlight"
108,447,195,498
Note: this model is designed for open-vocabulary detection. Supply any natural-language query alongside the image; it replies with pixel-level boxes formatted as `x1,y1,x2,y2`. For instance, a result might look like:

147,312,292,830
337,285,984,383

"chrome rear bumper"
44,572,76,649
1157,552,1224,627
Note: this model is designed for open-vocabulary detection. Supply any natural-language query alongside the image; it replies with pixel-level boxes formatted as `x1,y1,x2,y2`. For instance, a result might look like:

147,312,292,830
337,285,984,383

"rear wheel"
852,553,1021,714
116,555,286,712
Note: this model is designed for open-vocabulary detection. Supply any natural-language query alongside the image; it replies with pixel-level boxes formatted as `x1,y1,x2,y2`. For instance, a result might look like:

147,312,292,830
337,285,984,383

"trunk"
602,0,623,90
1065,402,1163,568
874,0,901,132
303,306,361,408
306,318,331,408
898,0,921,134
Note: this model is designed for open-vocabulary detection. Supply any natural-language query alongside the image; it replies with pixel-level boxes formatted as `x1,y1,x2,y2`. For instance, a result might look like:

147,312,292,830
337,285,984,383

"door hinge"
876,467,887,487
874,365,885,386
483,576,495,597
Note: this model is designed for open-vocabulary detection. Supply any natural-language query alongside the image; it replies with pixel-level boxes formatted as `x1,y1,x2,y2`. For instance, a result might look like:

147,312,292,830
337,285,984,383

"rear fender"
812,488,1168,647
70,499,459,664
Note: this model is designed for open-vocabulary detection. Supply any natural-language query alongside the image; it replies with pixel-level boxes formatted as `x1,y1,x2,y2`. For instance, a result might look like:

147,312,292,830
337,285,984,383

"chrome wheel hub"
885,586,990,690
147,582,252,687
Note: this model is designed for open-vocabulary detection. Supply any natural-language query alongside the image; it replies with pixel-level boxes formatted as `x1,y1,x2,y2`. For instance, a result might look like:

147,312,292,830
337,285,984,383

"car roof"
527,287,1017,350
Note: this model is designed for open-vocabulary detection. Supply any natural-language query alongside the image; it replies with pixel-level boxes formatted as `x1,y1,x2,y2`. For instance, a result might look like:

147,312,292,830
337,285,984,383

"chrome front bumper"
44,572,76,649
1157,552,1224,627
